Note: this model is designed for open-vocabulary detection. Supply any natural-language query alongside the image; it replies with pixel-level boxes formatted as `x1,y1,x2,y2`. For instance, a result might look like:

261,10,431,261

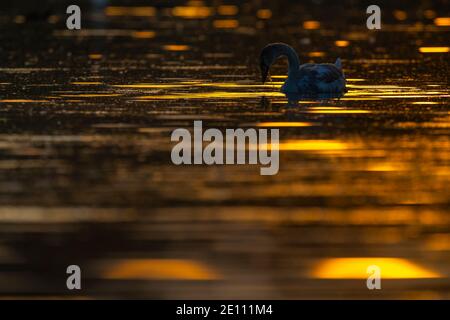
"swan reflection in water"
285,92,345,107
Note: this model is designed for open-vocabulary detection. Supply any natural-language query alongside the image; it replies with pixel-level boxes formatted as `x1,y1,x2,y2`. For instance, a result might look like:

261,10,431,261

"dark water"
0,0,449,298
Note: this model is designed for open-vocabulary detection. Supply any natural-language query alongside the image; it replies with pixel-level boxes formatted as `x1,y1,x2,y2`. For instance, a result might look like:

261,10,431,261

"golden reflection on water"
54,29,157,38
101,259,219,280
303,20,321,30
213,19,239,29
136,91,284,100
345,83,448,100
412,101,439,105
71,82,103,85
366,162,406,172
136,91,284,101
257,122,314,127
75,77,443,111
65,77,450,104
217,5,238,16
172,6,212,19
397,116,450,129
0,206,135,223
277,140,352,152
131,31,156,39
47,15,59,24
256,9,272,19
88,54,103,60
424,10,437,19
434,17,450,26
163,44,190,51
144,207,450,231
0,99,49,103
59,94,121,98
113,80,288,98
425,234,450,251
312,258,441,279
335,40,350,47
393,10,408,21
419,47,450,53
307,107,370,114
105,6,156,17
308,51,326,57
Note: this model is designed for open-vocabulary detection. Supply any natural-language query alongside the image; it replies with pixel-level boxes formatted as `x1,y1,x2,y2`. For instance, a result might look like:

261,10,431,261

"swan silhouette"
260,43,346,96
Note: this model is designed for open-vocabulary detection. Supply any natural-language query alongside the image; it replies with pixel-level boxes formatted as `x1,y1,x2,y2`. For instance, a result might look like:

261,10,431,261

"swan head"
259,45,277,83
259,43,298,83
260,60,270,83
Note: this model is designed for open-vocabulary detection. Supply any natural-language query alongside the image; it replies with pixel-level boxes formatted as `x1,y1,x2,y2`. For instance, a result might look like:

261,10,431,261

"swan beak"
261,64,269,83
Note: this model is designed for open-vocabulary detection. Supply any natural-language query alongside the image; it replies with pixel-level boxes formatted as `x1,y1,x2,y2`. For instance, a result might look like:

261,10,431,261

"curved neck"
273,44,300,73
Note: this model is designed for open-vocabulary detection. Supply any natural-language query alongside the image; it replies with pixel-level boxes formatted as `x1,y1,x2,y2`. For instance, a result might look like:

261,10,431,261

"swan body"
260,43,346,95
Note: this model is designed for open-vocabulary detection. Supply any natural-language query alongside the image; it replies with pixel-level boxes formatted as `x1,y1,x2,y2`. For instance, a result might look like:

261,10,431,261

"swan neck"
279,45,300,73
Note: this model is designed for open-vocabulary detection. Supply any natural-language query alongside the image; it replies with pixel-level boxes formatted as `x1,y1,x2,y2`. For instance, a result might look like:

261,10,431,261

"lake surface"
0,0,449,298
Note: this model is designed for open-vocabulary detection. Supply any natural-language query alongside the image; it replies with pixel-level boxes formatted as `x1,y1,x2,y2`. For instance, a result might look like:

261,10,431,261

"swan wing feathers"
298,63,343,83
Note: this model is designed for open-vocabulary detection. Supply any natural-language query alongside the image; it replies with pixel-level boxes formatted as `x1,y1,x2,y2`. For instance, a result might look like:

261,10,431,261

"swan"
259,43,346,95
